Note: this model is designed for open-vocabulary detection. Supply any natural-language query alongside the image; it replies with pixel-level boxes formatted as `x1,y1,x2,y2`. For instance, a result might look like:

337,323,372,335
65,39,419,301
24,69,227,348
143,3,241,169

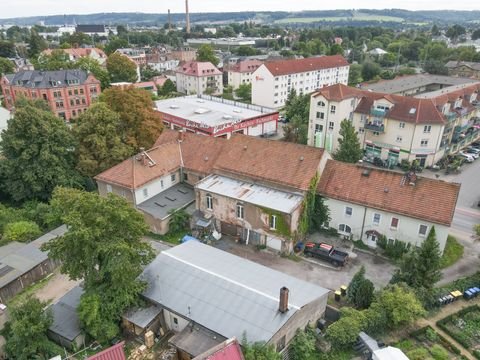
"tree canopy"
0,56,14,75
158,78,177,96
334,119,363,163
196,44,219,66
283,90,310,144
235,83,252,102
35,49,73,71
241,338,281,360
101,86,164,150
74,102,133,177
42,187,155,342
0,101,81,202
106,52,138,83
76,56,110,89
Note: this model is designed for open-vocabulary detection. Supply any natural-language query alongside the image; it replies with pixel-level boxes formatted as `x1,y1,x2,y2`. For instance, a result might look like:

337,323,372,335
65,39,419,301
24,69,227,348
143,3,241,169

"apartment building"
41,47,107,65
1,70,101,121
226,59,263,89
175,61,223,96
308,83,480,167
251,55,350,108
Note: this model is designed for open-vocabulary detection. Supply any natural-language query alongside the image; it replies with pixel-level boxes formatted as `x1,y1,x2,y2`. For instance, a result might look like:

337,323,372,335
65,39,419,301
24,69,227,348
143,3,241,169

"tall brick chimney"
279,287,289,313
185,0,191,34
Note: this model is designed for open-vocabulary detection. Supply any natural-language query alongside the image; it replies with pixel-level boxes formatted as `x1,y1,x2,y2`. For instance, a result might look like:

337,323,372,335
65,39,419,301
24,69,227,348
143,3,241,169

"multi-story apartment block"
226,59,263,90
1,70,101,121
175,61,223,96
308,82,480,167
41,47,107,65
251,55,350,108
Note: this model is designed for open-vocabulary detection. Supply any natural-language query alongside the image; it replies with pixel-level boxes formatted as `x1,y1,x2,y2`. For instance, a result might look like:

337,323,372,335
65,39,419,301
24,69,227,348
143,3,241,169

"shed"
122,304,162,336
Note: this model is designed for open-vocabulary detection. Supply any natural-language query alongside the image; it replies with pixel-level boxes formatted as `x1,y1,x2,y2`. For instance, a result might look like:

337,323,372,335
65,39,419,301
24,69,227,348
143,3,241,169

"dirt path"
416,297,480,360
35,269,81,304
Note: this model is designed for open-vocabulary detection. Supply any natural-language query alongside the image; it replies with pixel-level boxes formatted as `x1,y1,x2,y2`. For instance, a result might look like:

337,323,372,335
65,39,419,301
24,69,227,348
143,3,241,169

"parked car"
467,146,480,154
303,242,349,267
464,148,480,158
373,157,386,167
279,116,289,123
458,152,475,163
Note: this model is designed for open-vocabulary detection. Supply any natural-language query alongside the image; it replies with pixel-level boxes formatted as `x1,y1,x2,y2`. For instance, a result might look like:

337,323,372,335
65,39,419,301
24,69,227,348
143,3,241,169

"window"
316,112,325,119
328,121,334,130
420,139,429,147
206,194,213,210
317,101,326,107
396,135,402,143
423,125,432,133
171,174,176,182
345,207,353,216
399,122,405,128
419,224,428,237
391,217,399,229
330,105,336,114
236,204,244,219
160,180,164,188
315,124,323,133
358,127,365,134
269,215,277,230
183,173,188,181
74,89,78,95
79,88,84,95
373,131,380,136
338,224,351,234
143,188,148,198
373,213,381,225
106,184,112,193
173,317,178,325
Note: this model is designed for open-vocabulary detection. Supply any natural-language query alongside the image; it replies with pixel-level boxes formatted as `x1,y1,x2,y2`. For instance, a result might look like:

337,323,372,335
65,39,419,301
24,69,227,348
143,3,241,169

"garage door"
266,236,282,251
221,222,238,236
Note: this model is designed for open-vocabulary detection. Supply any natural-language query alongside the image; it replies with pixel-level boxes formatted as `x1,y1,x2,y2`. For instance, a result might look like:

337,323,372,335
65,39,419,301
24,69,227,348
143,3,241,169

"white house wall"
135,170,180,205
325,198,449,253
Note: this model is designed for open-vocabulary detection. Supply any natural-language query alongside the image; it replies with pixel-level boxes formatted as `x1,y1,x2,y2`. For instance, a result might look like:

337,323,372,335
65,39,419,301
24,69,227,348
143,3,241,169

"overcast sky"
1,0,479,19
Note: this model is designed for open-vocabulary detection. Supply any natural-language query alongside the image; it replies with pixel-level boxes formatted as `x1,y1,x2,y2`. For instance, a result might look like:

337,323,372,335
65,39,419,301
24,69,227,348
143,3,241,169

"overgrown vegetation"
440,235,464,269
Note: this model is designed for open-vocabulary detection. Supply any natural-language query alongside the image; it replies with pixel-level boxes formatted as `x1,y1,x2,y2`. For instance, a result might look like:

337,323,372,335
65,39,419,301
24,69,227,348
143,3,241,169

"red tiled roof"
193,338,244,360
42,47,106,59
264,55,349,76
87,342,126,360
317,160,460,226
176,61,222,76
312,83,365,102
227,59,263,73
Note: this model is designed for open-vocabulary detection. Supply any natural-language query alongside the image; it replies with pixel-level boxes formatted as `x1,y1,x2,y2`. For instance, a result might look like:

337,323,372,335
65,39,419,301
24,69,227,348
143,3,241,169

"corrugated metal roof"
87,342,126,360
196,175,303,214
48,286,84,341
141,241,329,343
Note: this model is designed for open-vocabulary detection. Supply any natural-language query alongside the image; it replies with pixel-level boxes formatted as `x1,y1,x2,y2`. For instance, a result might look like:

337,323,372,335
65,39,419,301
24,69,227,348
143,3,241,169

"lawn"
148,230,188,245
440,235,464,269
437,305,480,356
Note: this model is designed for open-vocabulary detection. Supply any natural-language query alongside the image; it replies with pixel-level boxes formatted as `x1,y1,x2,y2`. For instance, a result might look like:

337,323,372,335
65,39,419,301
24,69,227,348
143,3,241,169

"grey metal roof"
446,60,480,71
76,25,106,33
137,183,195,220
141,241,329,343
122,305,162,328
0,226,66,289
48,286,84,342
169,323,226,357
3,70,90,89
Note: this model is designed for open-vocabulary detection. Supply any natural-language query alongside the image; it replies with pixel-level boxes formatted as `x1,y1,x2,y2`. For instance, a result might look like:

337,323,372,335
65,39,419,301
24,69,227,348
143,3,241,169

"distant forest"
2,9,480,27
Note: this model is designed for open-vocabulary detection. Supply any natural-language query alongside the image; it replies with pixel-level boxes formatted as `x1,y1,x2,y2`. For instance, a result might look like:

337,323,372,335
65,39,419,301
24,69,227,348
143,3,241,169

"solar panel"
0,264,14,278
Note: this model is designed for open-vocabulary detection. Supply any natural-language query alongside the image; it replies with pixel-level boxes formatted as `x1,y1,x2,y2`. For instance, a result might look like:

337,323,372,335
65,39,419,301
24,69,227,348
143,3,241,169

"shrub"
377,235,410,259
430,344,449,360
406,347,430,360
2,221,41,243
425,327,438,342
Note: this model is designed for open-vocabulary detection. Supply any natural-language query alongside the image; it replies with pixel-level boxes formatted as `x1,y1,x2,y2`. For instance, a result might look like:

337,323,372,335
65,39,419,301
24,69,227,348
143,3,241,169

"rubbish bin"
340,285,347,296
334,290,341,301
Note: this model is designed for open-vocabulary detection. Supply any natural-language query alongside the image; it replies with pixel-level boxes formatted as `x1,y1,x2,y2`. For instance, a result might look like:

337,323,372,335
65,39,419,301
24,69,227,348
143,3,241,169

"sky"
1,0,479,19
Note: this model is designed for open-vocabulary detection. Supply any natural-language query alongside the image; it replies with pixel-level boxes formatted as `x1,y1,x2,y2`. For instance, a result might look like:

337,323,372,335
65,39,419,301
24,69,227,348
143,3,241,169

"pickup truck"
303,242,349,267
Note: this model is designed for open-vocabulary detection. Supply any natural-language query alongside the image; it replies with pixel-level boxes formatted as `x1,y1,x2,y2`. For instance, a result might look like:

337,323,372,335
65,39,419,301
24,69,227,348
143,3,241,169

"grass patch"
440,235,464,269
281,252,302,262
6,273,54,307
148,230,188,245
353,240,370,250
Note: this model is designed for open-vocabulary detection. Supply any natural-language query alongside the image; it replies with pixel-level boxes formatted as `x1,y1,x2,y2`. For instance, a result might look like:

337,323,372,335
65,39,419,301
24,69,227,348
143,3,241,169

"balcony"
370,108,388,118
446,112,457,122
365,121,385,133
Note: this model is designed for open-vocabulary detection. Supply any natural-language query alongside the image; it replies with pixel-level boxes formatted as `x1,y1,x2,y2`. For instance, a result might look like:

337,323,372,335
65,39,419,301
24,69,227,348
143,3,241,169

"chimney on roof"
178,129,185,143
279,287,289,313
185,0,191,34
168,9,172,31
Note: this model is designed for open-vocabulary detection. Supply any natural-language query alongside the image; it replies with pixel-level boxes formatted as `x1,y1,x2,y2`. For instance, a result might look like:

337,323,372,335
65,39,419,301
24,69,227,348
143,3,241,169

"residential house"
251,55,350,108
446,60,480,79
7,57,34,72
140,241,329,358
193,338,244,360
226,59,263,90
47,286,85,350
167,47,197,63
41,47,107,65
368,48,388,57
1,70,101,121
308,82,480,166
175,61,223,95
317,160,460,252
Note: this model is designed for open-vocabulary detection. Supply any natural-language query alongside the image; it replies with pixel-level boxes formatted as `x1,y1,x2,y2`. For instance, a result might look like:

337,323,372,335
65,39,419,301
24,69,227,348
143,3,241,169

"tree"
326,307,366,348
14,95,52,112
289,329,317,360
74,102,133,177
106,52,138,83
42,187,154,342
423,60,448,75
168,209,190,234
329,44,344,56
235,46,258,56
3,221,41,243
104,37,129,55
158,79,177,96
431,24,440,36
472,29,480,41
310,195,330,232
28,29,47,57
140,65,162,81
475,224,480,238
101,86,164,150
446,25,466,42
0,56,14,75
361,61,381,81
76,56,110,89
0,41,16,58
334,119,363,163
196,44,219,66
0,102,81,202
35,49,73,71
347,266,366,303
354,278,375,310
348,63,363,85
283,90,310,144
235,83,252,102
242,338,281,360
1,297,54,360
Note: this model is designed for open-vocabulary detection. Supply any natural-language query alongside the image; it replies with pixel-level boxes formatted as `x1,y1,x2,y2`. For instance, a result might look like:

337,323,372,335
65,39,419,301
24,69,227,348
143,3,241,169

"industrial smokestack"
279,287,289,313
185,0,191,34
168,9,172,31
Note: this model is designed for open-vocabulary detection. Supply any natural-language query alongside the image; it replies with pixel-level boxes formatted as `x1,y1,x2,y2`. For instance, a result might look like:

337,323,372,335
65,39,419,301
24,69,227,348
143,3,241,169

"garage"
266,236,282,251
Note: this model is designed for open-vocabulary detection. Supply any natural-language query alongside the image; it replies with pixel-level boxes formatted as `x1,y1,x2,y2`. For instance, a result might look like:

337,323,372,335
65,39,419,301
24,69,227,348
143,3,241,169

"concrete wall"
135,170,181,205
325,198,449,253
97,181,135,204
163,309,190,333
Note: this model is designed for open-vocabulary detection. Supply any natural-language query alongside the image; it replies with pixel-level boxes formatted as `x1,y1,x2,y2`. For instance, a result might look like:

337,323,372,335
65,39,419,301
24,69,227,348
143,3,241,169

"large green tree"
196,44,219,66
326,307,366,348
235,83,252,102
242,339,281,360
283,90,310,144
28,29,47,57
361,61,381,81
158,78,177,96
106,52,138,83
76,56,110,89
35,49,73,71
334,119,363,163
1,297,54,360
42,187,154,342
74,102,133,177
101,86,163,150
0,102,81,202
0,56,14,75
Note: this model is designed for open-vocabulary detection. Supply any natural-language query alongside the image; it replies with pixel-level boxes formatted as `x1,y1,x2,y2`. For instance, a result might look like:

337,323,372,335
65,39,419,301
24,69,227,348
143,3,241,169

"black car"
304,242,349,267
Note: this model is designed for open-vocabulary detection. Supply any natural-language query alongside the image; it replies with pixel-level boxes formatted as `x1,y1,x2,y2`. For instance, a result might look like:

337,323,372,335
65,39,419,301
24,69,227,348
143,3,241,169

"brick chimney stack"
279,287,289,313
185,0,191,34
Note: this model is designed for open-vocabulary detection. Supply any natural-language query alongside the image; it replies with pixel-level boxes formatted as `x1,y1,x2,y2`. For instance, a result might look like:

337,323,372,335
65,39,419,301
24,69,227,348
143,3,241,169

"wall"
251,65,276,108
135,170,180,205
325,198,449,252
141,210,171,235
163,308,190,333
47,331,85,350
97,181,135,204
